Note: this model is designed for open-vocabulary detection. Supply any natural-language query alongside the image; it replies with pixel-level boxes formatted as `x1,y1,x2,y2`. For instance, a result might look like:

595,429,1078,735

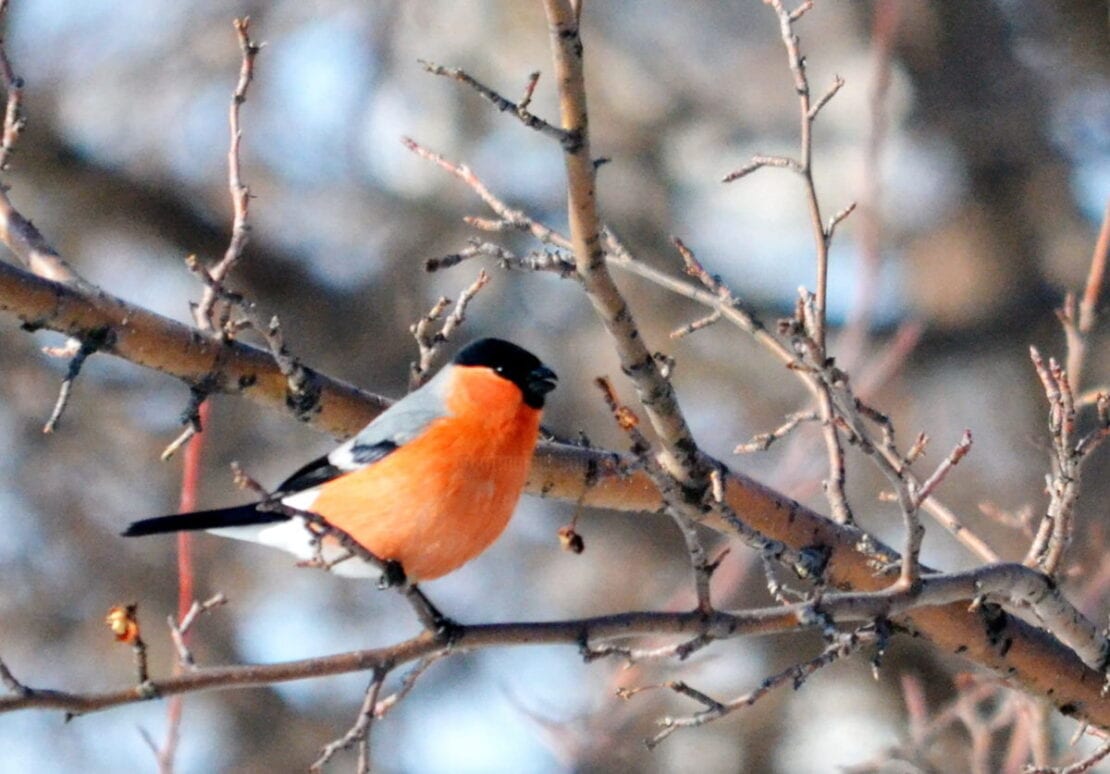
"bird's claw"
378,560,407,589
432,614,463,646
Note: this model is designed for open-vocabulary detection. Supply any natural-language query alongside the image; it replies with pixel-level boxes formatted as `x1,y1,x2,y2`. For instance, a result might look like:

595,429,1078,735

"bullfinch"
123,338,557,582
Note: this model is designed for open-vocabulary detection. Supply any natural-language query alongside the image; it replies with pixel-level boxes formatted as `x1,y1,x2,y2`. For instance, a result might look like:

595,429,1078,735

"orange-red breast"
123,338,557,582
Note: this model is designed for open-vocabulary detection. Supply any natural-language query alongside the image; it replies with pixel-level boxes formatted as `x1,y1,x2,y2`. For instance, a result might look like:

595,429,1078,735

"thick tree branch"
0,257,388,430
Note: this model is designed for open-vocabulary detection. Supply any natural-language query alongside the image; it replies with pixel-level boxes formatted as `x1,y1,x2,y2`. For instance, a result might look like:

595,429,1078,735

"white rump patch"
207,489,379,579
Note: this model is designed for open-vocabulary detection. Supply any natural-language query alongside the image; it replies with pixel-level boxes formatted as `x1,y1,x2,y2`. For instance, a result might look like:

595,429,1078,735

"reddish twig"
1077,199,1110,338
156,399,210,773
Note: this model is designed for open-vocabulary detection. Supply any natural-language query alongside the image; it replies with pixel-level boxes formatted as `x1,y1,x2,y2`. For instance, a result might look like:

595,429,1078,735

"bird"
123,338,557,584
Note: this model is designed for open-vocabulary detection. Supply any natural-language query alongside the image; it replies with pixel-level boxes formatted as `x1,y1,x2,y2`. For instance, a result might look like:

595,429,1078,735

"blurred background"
0,0,1107,771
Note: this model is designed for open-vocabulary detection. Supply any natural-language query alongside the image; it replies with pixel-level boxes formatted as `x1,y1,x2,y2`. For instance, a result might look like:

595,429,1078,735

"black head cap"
453,338,557,408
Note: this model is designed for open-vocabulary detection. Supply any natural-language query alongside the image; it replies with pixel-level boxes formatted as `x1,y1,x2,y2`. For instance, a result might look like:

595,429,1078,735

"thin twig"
161,385,209,460
409,270,490,389
735,411,819,453
1025,739,1110,774
913,430,973,508
194,17,261,331
809,75,845,120
427,238,578,278
42,331,108,433
721,154,802,182
0,0,25,172
595,377,715,614
374,653,447,718
670,310,722,340
746,1,864,530
167,594,228,670
311,668,388,774
0,1,86,284
518,70,541,111
0,659,27,696
420,60,570,146
1026,348,1079,576
645,628,867,748
403,137,570,249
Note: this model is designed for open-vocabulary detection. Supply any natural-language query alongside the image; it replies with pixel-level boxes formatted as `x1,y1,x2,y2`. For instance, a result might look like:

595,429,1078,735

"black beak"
524,364,557,408
529,364,558,395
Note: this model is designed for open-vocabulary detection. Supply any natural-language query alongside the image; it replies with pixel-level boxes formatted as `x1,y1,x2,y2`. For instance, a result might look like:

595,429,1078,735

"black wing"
275,440,399,494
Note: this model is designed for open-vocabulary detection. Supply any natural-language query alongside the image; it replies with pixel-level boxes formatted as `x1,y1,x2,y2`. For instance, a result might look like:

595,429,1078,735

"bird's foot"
405,583,462,645
378,560,407,590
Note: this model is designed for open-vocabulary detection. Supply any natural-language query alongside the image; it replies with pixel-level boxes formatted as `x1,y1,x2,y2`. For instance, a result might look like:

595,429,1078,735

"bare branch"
426,239,577,278
409,270,490,389
647,628,867,748
1026,348,1080,576
542,0,706,490
0,659,27,696
596,377,715,614
311,668,388,774
0,15,84,286
669,310,722,340
826,200,857,240
809,74,846,120
41,330,108,433
913,430,973,508
374,653,447,718
419,60,570,146
168,594,228,670
193,16,261,329
1026,738,1110,774
0,0,25,172
721,154,802,183
735,411,819,453
0,563,1104,728
403,137,570,249
518,70,541,111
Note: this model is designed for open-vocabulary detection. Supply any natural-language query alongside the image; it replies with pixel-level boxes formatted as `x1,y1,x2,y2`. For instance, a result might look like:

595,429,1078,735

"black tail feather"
121,504,288,537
